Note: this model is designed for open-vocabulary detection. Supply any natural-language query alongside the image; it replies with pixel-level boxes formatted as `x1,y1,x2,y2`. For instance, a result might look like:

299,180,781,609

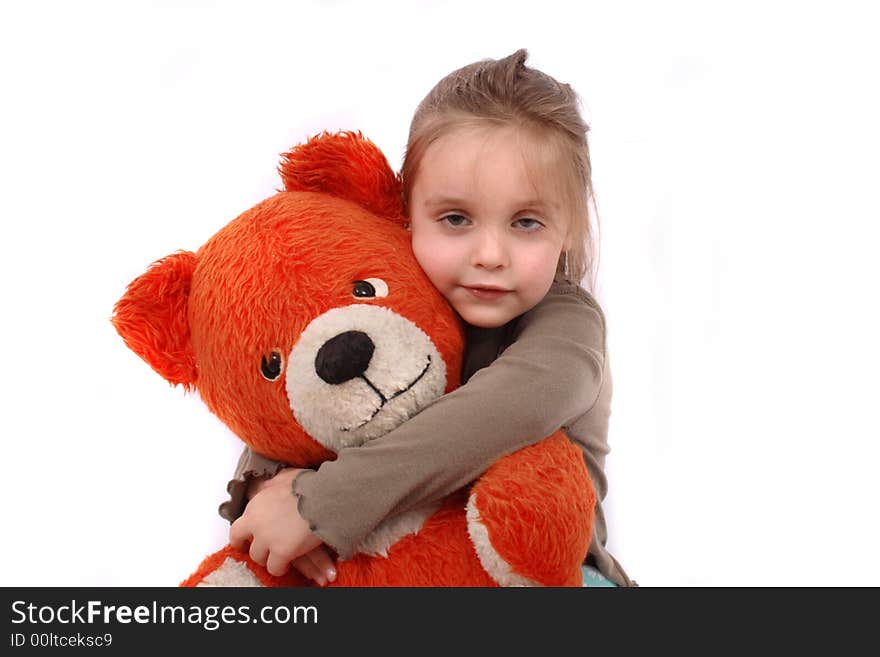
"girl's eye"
514,217,544,231
353,278,389,298
442,213,470,228
260,351,284,381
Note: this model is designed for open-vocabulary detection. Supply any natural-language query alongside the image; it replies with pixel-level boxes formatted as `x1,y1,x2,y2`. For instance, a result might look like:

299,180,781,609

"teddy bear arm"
465,430,596,587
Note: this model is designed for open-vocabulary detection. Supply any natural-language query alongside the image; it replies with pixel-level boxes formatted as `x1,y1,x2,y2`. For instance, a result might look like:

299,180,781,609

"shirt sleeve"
218,446,289,523
293,282,608,558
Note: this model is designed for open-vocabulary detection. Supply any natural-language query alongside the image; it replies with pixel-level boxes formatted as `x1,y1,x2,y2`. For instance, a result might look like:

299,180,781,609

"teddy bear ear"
278,131,406,224
112,251,199,389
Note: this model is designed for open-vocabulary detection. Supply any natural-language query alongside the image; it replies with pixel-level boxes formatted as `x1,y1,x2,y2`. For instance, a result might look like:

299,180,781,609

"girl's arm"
294,282,608,559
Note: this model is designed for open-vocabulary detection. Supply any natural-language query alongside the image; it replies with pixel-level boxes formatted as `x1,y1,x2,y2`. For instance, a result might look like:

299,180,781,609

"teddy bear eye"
260,351,284,381
353,278,388,299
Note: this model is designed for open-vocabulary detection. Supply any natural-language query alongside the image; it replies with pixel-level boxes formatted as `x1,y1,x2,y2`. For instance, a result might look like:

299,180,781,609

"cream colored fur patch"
466,493,540,587
196,557,264,587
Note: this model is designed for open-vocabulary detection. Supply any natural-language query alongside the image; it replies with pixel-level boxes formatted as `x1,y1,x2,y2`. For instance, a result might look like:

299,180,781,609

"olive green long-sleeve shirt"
220,281,633,586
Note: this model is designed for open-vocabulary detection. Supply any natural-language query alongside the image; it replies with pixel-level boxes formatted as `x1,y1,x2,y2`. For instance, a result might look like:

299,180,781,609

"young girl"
225,49,634,587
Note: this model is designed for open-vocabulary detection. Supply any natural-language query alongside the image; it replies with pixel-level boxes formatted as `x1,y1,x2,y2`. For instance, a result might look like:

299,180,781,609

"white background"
2,0,878,587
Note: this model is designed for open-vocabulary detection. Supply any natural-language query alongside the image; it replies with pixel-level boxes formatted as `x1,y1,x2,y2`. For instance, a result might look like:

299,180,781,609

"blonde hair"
401,49,599,289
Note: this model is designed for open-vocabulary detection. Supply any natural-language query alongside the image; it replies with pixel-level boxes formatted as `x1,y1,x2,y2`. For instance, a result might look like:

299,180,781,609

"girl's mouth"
463,286,511,301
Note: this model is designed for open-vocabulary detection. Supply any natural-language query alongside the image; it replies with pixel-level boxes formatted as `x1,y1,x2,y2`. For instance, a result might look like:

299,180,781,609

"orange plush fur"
113,131,595,587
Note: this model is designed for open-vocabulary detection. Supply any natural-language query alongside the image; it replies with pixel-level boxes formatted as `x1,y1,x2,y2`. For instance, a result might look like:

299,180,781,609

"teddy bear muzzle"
285,304,448,453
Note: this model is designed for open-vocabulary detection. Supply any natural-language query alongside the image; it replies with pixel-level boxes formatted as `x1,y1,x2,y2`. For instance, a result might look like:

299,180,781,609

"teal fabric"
582,564,617,588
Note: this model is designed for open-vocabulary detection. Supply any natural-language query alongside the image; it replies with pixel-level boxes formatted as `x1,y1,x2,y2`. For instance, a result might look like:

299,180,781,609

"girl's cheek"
410,239,436,279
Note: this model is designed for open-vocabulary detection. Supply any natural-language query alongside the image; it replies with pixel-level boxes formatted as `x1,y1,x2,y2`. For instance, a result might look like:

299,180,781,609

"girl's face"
409,125,573,328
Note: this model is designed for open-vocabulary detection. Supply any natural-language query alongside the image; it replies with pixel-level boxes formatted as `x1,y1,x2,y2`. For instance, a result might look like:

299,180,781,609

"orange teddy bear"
112,132,595,587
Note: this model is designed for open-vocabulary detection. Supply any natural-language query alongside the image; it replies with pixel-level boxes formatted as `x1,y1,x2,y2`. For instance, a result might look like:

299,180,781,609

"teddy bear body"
113,132,595,587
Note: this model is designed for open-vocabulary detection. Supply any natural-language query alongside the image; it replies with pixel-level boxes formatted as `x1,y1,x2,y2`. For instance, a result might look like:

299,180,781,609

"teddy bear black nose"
314,330,376,384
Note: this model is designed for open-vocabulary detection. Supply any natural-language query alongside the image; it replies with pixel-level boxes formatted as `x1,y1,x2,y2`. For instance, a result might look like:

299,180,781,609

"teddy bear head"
113,132,463,466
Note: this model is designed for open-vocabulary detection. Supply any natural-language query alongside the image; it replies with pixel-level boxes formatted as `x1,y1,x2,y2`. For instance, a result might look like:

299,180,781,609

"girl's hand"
230,468,335,582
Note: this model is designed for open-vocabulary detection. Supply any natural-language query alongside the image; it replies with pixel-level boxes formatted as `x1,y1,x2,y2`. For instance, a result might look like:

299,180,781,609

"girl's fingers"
291,555,324,585
306,547,337,583
248,540,269,567
266,552,292,577
228,519,252,552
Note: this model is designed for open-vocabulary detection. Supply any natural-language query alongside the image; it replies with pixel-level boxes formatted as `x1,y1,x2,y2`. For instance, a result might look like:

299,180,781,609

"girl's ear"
278,131,406,226
112,251,199,389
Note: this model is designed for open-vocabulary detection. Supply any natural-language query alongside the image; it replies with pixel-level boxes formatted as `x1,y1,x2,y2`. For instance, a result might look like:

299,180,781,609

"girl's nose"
471,229,509,269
